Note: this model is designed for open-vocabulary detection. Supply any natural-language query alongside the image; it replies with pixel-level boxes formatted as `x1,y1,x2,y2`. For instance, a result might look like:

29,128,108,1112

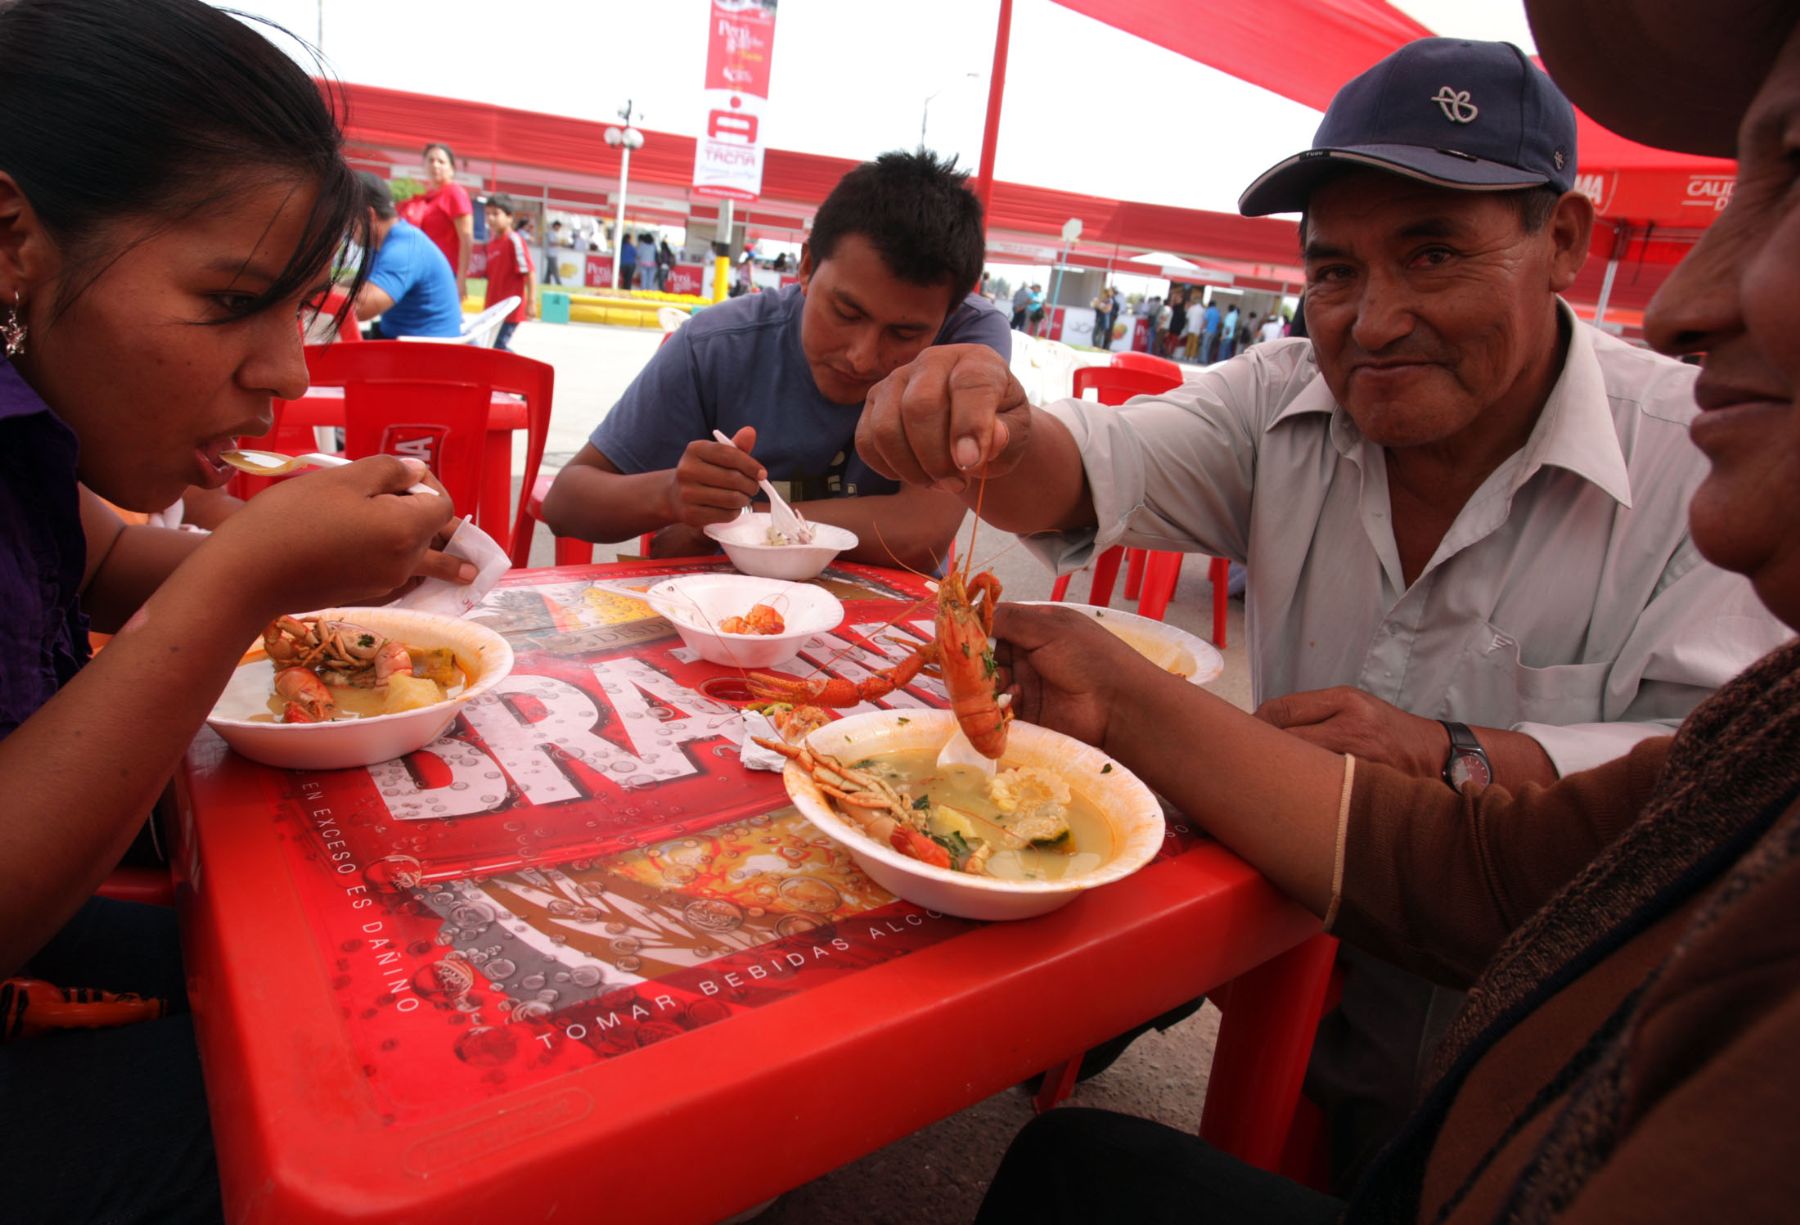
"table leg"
1197,931,1337,1171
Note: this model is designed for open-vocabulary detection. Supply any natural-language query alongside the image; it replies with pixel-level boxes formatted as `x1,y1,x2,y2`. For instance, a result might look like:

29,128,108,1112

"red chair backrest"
284,343,554,544
1109,350,1182,379
1072,362,1182,407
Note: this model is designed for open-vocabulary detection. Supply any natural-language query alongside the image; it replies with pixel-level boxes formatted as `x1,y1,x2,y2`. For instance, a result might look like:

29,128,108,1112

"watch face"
1448,752,1492,788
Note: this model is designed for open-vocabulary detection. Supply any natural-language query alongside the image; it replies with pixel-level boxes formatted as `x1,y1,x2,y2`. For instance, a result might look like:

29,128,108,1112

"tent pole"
974,0,1014,236
1593,221,1628,329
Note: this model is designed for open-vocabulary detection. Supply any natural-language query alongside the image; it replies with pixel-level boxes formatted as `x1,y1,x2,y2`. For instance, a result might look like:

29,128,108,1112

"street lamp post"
603,101,645,291
920,72,980,151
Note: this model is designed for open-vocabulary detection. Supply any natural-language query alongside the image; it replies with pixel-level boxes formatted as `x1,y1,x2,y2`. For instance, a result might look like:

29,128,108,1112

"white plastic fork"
710,429,814,543
221,449,438,496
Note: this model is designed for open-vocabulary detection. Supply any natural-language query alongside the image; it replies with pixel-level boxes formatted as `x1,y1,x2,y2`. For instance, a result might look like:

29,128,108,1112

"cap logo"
1431,86,1479,124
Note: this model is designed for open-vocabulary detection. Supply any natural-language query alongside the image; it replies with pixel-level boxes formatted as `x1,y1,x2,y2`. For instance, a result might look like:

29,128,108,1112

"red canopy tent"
332,81,1303,282
331,2,1732,328
967,0,1736,333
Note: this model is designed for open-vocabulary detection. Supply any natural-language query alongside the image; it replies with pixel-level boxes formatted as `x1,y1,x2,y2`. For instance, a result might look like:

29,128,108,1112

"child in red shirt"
481,195,535,351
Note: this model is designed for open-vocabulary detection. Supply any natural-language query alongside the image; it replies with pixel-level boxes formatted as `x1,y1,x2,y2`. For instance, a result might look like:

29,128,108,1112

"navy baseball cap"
1239,38,1578,217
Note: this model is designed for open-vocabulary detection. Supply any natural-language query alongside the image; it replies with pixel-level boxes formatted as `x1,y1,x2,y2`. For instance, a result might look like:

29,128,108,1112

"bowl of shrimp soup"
642,573,845,669
206,607,513,771
779,709,1166,921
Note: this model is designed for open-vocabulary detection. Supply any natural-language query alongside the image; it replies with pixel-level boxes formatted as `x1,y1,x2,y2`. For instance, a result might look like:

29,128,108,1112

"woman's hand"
202,456,456,617
993,602,1166,751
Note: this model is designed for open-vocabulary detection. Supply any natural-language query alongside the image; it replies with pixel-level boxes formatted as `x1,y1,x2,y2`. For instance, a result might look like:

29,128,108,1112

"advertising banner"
584,252,616,289
691,0,779,202
665,262,709,297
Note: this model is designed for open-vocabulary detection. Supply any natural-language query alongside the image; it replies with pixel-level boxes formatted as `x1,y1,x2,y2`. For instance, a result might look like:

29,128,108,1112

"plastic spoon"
710,429,813,544
221,449,438,496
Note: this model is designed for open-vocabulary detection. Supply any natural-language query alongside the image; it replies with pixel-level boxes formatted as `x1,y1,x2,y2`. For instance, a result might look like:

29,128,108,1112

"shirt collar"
1266,302,1634,508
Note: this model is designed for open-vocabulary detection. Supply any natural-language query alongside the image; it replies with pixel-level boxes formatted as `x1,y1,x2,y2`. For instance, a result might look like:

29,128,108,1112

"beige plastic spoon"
709,429,813,543
221,449,437,495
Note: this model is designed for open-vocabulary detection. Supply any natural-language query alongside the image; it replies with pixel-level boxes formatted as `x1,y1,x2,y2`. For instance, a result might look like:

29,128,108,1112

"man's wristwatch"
1440,721,1493,789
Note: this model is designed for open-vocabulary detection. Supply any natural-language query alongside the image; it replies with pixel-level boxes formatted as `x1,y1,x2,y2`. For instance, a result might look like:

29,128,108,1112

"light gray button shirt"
1029,308,1792,775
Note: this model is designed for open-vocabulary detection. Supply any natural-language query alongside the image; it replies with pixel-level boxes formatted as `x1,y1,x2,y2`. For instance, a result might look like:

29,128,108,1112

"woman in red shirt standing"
400,141,473,303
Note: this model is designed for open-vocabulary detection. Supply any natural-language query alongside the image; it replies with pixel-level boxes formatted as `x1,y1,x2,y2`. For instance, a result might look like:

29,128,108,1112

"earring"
2,292,24,359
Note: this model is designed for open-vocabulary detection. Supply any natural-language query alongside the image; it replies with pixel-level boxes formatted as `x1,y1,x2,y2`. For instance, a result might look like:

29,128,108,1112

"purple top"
0,360,90,739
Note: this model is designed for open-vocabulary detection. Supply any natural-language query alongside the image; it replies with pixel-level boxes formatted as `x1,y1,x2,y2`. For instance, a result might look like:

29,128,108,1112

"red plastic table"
284,388,527,541
173,560,1326,1224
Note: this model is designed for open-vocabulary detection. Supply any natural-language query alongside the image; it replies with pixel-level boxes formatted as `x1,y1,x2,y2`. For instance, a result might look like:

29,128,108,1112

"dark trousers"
1011,308,1028,330
0,898,221,1223
494,320,520,351
544,256,563,285
976,1108,1344,1225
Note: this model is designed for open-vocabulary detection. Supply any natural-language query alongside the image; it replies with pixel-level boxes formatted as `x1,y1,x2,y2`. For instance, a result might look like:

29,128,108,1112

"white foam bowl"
704,511,858,581
1016,601,1224,686
642,574,845,669
206,607,513,771
781,710,1166,921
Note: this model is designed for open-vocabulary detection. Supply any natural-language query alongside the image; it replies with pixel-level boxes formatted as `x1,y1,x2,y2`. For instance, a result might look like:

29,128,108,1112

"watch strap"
1440,720,1490,786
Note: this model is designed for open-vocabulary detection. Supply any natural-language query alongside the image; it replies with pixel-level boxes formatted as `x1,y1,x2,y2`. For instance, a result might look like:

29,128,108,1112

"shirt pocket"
1444,621,1613,727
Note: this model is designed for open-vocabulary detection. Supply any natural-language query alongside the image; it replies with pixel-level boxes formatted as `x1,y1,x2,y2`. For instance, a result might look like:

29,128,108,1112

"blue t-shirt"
1203,304,1222,336
589,283,1011,504
0,362,90,739
368,218,462,338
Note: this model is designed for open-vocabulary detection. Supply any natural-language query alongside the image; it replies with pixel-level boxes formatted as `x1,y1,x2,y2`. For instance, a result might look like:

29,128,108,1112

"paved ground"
500,317,1255,1223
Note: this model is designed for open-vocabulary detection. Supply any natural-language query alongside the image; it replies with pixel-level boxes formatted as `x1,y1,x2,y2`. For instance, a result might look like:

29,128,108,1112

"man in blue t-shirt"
352,173,462,340
543,150,1011,572
1200,299,1222,364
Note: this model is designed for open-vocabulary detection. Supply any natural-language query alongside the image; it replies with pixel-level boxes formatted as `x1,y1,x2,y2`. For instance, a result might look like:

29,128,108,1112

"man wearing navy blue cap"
857,37,1787,1186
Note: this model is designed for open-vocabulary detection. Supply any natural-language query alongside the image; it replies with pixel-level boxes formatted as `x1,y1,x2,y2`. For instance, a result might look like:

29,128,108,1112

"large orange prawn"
746,479,1012,758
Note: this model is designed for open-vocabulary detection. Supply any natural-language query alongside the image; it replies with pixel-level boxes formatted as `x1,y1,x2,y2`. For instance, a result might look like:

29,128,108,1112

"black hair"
359,172,397,221
809,150,985,304
423,142,458,168
0,0,370,324
485,194,519,216
1298,183,1564,248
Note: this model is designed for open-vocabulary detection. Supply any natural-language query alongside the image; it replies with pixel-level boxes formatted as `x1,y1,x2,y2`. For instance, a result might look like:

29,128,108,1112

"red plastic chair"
239,343,554,566
1046,356,1232,646
1047,359,1177,600
1110,349,1179,376
96,866,175,908
507,330,680,566
515,471,656,567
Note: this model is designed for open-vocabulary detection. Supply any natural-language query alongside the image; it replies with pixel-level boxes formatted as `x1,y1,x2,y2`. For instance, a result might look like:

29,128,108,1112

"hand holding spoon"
709,429,813,544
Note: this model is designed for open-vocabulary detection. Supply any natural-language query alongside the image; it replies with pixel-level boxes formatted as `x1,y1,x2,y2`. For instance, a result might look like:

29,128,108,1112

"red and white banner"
665,262,710,296
691,0,778,202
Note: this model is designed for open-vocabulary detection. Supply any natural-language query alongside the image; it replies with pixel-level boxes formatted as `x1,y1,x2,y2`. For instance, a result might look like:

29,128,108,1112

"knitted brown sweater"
1334,637,1800,1222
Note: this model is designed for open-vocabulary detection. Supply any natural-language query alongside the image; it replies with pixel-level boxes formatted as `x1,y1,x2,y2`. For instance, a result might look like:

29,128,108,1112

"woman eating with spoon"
0,1,468,1217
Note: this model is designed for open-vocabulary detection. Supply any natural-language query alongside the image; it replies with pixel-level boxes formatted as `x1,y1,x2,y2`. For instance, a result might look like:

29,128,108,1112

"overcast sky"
233,1,1537,216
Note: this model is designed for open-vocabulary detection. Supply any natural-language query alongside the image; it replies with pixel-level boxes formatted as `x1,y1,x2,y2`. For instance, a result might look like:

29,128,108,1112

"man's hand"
993,602,1172,751
857,344,1032,493
1254,686,1447,779
665,424,763,528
